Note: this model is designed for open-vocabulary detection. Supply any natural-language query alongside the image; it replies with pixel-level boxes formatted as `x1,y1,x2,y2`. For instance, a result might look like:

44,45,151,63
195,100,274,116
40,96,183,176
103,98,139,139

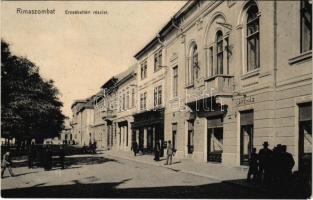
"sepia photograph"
1,0,312,198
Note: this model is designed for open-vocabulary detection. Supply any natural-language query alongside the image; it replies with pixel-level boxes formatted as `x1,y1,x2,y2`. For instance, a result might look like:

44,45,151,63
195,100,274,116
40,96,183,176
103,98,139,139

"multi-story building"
115,65,137,152
155,0,311,169
70,96,95,146
132,38,166,154
69,0,312,171
92,90,107,149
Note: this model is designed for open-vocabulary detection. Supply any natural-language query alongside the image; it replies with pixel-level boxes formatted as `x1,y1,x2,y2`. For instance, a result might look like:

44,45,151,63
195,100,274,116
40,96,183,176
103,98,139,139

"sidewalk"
103,150,248,181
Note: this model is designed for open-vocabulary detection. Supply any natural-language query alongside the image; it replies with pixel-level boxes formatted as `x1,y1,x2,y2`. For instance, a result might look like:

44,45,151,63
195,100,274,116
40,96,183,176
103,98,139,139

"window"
131,88,135,108
154,50,162,72
140,61,147,79
301,0,312,53
172,123,177,150
187,43,198,86
154,85,162,107
188,121,194,154
173,66,178,97
209,47,214,76
216,31,224,75
246,5,260,72
126,91,129,110
140,92,147,110
192,45,199,81
122,94,125,110
298,102,312,170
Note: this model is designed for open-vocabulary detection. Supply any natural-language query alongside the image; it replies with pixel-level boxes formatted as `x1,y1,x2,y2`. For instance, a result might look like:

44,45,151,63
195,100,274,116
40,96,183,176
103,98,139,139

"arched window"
191,44,199,81
216,31,224,75
246,5,260,72
187,43,199,86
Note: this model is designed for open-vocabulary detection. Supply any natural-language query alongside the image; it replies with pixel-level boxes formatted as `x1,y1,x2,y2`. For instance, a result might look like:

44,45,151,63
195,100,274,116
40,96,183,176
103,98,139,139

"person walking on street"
154,141,161,161
1,151,15,178
165,140,174,165
247,148,258,183
131,141,138,156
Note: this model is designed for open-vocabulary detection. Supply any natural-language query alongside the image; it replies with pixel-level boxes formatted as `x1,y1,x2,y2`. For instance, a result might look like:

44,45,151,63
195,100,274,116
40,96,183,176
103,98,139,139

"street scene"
1,0,312,199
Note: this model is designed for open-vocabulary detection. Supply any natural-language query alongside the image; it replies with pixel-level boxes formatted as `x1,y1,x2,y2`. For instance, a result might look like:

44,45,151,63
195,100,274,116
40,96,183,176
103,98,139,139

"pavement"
1,151,309,198
1,152,270,198
103,150,248,181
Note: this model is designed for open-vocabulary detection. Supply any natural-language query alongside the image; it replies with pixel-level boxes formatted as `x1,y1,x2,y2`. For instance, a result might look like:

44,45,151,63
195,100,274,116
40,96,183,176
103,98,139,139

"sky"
1,1,186,117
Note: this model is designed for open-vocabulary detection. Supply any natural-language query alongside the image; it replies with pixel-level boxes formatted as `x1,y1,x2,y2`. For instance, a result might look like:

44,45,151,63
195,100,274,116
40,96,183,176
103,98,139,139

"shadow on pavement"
1,178,310,198
12,155,118,169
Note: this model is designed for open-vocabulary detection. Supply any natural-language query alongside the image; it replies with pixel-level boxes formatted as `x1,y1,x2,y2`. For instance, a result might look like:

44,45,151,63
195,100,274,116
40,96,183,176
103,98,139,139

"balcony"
204,74,234,96
186,75,234,104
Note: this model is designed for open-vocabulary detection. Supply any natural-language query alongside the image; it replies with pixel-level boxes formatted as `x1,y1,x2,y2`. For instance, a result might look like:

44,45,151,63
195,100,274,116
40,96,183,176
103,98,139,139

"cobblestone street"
1,152,284,198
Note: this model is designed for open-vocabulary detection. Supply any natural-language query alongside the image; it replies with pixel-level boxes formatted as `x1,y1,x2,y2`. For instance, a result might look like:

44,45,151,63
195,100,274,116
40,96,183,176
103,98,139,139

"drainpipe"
273,1,278,146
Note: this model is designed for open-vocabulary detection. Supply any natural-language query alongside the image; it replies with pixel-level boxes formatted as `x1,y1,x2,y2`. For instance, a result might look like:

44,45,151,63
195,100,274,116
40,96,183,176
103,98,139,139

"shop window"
240,110,254,165
298,102,312,171
301,0,312,53
207,117,223,163
246,5,260,72
187,121,194,154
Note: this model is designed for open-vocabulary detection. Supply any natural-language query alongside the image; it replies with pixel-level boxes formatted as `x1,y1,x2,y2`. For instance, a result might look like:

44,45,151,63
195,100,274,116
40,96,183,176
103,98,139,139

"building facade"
69,0,312,171
133,39,166,154
70,97,95,146
158,0,311,169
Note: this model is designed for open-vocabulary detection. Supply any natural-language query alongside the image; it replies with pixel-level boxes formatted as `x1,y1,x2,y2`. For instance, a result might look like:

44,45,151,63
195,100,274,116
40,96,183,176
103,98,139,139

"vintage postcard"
1,0,312,198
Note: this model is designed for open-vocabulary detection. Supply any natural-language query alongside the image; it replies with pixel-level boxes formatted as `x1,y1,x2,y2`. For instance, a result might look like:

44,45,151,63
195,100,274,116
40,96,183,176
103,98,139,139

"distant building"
70,97,94,146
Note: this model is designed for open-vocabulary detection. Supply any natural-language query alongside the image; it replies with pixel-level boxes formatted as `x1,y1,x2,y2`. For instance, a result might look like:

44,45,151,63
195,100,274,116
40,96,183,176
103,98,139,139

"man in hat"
258,141,273,184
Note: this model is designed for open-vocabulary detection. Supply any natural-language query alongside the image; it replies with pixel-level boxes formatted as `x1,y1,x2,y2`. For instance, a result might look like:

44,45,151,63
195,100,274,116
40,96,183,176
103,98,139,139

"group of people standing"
247,141,295,186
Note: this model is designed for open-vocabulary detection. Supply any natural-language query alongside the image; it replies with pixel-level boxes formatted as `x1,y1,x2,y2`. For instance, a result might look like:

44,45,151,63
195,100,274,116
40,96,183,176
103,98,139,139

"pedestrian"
247,148,258,183
131,141,138,156
165,140,173,165
1,151,15,178
154,141,160,161
59,145,65,169
258,141,273,185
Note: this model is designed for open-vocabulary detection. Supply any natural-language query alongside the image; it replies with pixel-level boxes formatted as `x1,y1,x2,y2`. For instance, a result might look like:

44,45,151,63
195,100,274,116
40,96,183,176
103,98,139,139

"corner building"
154,0,312,168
